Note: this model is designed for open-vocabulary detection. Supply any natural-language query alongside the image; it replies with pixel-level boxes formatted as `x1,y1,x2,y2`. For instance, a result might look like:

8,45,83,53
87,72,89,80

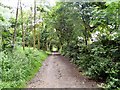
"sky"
0,0,56,19
1,0,56,8
1,0,118,19
1,0,118,9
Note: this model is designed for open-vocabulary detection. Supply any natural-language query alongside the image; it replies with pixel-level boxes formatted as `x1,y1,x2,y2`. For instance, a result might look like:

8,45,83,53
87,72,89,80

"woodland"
0,0,120,89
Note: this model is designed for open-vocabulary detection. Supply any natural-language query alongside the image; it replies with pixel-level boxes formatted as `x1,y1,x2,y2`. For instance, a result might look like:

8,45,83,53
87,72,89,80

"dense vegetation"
0,47,47,88
1,0,120,89
0,0,48,88
44,1,120,89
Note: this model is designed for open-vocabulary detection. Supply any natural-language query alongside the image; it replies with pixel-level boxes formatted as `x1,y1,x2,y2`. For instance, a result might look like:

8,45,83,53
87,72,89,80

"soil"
27,52,100,88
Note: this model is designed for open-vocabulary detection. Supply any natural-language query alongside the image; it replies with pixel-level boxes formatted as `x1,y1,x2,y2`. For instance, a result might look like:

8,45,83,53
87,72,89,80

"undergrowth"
62,39,120,90
0,46,48,89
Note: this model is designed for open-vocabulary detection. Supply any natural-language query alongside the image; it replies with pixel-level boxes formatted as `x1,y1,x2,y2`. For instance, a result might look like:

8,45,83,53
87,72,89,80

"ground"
27,52,99,88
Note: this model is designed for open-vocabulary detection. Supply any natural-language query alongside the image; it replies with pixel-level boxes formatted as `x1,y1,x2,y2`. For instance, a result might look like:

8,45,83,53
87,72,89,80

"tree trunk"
84,28,88,46
30,7,33,47
37,29,40,49
33,0,36,49
20,1,25,50
12,0,19,49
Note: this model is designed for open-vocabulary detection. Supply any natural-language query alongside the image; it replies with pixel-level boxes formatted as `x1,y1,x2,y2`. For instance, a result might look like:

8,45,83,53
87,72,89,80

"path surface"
27,53,99,88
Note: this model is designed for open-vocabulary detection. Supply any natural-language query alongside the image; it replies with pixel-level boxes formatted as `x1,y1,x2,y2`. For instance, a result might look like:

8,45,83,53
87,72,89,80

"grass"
0,46,48,89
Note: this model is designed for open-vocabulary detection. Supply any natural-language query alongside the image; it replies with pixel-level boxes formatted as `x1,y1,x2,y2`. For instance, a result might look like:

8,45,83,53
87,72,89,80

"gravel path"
27,53,99,88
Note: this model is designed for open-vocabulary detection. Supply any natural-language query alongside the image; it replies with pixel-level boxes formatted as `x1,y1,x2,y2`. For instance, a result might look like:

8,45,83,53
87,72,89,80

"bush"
63,41,120,90
0,47,47,89
105,62,120,89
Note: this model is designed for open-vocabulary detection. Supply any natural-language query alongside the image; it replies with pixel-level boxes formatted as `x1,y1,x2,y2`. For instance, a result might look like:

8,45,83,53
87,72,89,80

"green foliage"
1,0,120,89
58,1,120,89
0,47,47,89
64,40,120,89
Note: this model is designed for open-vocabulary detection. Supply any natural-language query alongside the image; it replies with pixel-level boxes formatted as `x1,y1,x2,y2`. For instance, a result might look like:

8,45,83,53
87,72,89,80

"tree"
33,0,36,49
12,0,19,49
20,0,25,50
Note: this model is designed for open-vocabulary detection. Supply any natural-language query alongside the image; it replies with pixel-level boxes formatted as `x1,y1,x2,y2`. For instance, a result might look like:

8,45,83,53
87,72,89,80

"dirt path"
27,53,99,88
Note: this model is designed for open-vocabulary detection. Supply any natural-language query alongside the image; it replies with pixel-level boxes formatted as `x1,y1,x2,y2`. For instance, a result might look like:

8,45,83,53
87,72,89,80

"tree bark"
30,7,33,47
84,27,88,46
33,0,36,49
12,0,19,49
20,1,25,50
37,29,40,49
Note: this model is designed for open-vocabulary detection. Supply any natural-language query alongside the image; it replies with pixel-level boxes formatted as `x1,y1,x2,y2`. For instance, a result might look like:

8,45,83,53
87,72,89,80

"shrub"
63,41,120,90
0,47,47,89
